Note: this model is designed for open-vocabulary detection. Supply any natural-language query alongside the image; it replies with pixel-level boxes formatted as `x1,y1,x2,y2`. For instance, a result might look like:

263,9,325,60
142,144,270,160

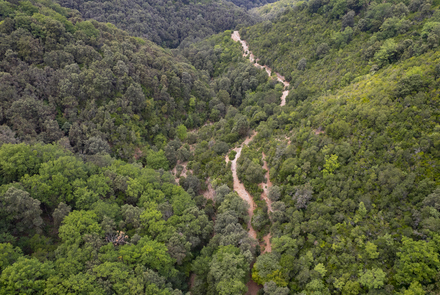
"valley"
1,0,440,294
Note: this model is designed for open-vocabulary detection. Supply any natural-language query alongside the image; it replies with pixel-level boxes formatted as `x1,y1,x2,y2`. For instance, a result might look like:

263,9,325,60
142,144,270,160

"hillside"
250,0,302,20
55,0,257,48
232,0,440,294
0,0,234,161
0,0,280,293
242,0,440,102
1,0,440,294
228,0,278,10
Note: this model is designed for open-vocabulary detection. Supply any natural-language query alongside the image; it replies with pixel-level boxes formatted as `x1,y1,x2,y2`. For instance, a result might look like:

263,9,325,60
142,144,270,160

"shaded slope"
56,0,257,48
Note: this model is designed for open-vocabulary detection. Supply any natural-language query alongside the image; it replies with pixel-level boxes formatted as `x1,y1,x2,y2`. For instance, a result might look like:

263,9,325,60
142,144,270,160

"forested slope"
2,0,440,293
227,0,440,293
242,0,440,103
228,0,278,10
55,0,257,48
250,0,302,20
0,0,282,292
0,0,234,161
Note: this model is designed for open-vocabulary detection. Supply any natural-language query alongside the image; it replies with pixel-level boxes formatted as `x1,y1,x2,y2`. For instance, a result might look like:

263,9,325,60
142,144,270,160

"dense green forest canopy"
2,0,440,293
54,0,258,48
250,0,302,20
228,0,278,10
0,0,243,161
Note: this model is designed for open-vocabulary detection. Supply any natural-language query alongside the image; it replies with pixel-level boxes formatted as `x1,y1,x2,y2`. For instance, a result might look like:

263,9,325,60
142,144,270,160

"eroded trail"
226,133,262,295
222,31,291,294
260,153,273,213
226,132,258,239
232,31,290,106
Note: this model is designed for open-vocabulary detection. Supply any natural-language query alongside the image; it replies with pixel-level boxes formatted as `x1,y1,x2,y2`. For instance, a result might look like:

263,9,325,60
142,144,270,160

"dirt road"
232,31,290,106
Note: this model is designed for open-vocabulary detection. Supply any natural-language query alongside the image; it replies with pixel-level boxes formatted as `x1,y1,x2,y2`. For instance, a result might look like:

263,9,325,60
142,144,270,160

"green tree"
208,245,250,295
374,39,398,68
176,124,187,141
145,150,169,170
0,243,22,272
252,253,287,287
395,237,440,285
365,241,379,259
0,187,43,234
0,257,54,294
58,210,102,244
358,268,386,289
322,154,340,176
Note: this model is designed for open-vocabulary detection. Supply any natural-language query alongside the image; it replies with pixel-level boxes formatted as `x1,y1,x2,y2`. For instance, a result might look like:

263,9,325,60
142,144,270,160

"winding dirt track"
230,31,294,294
260,153,273,213
231,31,290,106
226,133,258,239
230,30,290,248
190,31,290,295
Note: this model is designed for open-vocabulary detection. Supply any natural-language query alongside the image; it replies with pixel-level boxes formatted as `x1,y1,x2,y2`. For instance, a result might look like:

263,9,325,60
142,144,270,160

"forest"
1,0,440,293
55,0,258,48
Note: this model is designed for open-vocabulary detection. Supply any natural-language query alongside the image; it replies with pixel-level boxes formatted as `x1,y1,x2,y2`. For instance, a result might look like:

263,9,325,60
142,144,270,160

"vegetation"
55,0,258,48
250,0,302,20
0,0,229,161
2,0,440,293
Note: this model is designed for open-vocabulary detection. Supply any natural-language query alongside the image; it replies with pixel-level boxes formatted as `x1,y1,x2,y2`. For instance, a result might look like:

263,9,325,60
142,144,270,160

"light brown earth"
226,132,258,239
230,31,296,293
231,31,290,106
190,31,293,295
172,161,189,183
203,178,215,201
260,153,273,213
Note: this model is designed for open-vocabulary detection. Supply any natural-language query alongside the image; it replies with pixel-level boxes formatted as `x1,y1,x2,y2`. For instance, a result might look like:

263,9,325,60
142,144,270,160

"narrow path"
225,132,262,295
260,153,273,254
232,31,290,106
225,132,258,239
260,153,273,213
203,177,215,201
172,161,189,183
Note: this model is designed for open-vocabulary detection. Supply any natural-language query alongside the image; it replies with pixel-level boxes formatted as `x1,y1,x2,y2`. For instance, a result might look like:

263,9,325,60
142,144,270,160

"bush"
213,141,229,155
229,150,237,160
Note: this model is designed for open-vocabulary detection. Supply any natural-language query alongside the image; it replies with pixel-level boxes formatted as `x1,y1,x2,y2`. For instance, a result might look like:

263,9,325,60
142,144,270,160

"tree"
145,150,169,170
0,243,22,272
0,187,43,234
316,43,329,59
233,116,249,137
374,39,398,68
176,124,187,141
403,281,425,295
294,183,313,209
394,236,440,285
341,10,355,30
212,141,229,155
365,241,379,259
322,154,340,176
263,281,289,295
252,253,287,287
297,58,307,71
44,273,105,295
58,210,102,244
217,90,230,106
208,245,249,295
0,257,54,294
85,137,110,155
167,232,190,265
215,184,231,205
53,202,71,228
268,185,281,202
358,268,386,289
